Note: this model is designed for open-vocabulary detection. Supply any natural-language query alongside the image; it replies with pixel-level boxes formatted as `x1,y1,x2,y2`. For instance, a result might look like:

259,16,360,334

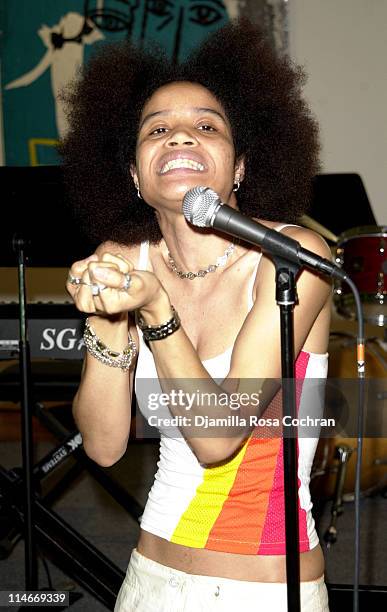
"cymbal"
299,214,339,243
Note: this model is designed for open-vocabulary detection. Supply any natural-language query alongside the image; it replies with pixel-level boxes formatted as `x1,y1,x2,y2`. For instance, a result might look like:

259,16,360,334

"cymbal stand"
324,445,353,546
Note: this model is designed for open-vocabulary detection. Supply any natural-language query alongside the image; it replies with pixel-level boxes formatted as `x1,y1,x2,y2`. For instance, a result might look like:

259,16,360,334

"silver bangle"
83,318,137,372
136,306,181,341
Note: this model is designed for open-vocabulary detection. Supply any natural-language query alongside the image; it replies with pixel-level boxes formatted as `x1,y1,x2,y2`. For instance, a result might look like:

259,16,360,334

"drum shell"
334,226,387,325
312,335,387,498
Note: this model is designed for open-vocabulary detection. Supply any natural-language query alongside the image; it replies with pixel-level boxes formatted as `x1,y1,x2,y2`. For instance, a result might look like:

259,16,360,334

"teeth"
160,159,205,174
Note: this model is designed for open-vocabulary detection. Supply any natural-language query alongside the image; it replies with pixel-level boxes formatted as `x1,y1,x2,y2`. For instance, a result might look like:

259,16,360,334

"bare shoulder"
253,224,333,308
253,219,332,261
94,240,141,263
279,225,332,259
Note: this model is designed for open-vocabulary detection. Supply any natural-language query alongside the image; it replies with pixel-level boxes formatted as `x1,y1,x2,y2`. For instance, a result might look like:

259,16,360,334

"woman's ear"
234,155,245,183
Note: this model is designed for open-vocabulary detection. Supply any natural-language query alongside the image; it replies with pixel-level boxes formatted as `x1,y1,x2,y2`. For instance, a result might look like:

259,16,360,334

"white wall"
288,0,387,224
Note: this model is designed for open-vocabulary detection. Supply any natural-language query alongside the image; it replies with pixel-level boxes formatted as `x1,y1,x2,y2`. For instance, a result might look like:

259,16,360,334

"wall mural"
1,0,286,166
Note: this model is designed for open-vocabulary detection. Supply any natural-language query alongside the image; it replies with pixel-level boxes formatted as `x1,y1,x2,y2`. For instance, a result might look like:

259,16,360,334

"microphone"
182,186,347,281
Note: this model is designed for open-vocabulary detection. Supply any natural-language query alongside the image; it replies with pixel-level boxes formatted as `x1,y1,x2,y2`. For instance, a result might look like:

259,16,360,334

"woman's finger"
89,265,126,289
68,254,99,279
73,267,98,313
66,254,99,296
95,272,141,314
100,252,134,273
88,260,119,282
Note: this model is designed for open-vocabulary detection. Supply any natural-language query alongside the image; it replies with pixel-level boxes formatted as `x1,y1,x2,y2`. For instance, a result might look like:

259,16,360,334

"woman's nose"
166,127,197,147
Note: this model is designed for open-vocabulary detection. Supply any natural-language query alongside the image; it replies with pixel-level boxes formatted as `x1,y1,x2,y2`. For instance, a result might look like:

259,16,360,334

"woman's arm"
138,228,332,464
68,244,139,467
72,312,135,466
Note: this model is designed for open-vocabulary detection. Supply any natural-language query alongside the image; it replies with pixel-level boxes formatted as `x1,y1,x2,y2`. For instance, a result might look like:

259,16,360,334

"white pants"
114,549,330,611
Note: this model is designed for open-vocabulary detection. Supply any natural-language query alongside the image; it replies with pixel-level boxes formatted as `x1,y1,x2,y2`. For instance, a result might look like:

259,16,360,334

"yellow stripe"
171,441,249,547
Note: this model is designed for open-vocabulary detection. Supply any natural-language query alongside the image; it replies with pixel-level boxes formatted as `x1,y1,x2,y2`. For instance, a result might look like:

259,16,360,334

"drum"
311,333,387,499
334,225,387,325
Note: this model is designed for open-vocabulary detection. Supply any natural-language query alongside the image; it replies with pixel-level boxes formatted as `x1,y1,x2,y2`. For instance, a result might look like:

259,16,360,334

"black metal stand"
13,236,38,590
0,400,143,609
0,391,143,609
274,258,302,612
0,465,125,609
0,216,142,607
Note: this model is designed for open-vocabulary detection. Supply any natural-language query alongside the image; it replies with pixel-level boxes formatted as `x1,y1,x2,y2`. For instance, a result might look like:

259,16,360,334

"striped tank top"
135,230,328,555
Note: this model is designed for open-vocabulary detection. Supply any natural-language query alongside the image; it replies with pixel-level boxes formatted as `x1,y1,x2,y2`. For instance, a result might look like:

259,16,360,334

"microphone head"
182,186,221,227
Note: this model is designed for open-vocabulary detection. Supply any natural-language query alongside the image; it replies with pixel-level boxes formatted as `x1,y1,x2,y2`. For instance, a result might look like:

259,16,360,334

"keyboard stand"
0,399,145,609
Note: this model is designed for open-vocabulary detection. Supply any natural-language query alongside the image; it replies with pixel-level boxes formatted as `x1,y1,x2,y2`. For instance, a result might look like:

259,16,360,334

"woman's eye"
150,127,168,135
198,124,216,132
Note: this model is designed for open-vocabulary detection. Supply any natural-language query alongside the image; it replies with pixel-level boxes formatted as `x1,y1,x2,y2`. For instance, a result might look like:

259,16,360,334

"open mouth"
160,158,205,174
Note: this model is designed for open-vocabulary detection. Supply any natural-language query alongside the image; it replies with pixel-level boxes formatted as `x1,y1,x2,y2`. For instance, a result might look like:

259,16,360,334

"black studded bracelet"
136,306,181,341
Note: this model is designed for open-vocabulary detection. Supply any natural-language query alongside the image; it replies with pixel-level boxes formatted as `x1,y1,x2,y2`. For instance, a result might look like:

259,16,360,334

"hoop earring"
232,181,240,192
136,186,142,200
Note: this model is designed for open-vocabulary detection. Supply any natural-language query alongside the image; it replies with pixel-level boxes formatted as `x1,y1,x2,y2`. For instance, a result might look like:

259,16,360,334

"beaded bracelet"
83,318,137,372
136,305,181,341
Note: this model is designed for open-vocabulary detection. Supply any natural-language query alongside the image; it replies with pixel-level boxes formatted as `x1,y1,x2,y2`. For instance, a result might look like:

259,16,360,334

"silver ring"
121,273,131,292
91,283,107,296
68,273,82,286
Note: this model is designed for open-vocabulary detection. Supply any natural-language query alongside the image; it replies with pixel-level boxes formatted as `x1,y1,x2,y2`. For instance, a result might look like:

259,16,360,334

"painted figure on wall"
2,0,241,165
5,12,104,138
83,0,239,62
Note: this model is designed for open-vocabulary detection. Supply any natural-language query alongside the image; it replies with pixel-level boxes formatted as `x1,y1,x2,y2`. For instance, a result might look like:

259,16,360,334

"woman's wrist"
136,306,180,341
138,288,173,325
86,312,129,352
84,317,136,371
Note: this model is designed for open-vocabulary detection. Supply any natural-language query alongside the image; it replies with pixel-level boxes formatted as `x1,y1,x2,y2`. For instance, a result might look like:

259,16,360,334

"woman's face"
131,81,244,212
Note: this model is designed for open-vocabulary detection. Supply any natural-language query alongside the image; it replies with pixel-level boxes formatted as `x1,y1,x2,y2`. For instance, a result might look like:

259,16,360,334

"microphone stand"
273,257,302,612
13,235,38,590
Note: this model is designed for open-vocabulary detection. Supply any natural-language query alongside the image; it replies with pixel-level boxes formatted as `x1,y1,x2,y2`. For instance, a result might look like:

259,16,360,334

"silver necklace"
168,243,235,280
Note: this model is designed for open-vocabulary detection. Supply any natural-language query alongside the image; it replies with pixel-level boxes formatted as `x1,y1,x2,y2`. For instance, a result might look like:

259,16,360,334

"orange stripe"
206,394,283,553
170,442,249,547
205,436,281,553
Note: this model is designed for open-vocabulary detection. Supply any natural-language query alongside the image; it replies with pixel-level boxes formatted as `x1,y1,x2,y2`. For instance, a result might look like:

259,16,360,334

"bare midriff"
137,529,325,582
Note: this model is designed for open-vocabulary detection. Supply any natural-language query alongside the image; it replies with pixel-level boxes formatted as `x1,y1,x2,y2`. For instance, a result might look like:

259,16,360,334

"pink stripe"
295,352,311,550
258,351,310,554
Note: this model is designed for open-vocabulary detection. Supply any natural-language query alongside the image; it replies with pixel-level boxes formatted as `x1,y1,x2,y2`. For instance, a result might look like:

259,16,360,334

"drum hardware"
324,445,353,547
312,331,387,546
365,339,387,369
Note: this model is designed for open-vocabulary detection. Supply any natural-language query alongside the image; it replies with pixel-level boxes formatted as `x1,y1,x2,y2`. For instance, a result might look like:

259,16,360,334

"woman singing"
62,19,331,611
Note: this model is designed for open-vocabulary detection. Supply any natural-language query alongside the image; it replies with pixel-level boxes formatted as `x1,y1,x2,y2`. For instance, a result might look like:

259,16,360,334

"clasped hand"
66,252,166,316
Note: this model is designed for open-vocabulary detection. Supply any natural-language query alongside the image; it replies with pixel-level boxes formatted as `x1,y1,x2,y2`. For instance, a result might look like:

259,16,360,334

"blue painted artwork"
1,0,240,166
